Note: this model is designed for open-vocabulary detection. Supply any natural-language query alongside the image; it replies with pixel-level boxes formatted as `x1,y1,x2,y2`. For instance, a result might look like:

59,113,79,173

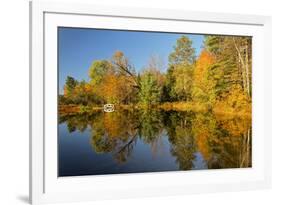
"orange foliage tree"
192,50,216,108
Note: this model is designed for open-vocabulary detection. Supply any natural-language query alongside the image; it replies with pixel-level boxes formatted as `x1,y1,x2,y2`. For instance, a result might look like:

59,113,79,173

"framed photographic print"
30,1,272,204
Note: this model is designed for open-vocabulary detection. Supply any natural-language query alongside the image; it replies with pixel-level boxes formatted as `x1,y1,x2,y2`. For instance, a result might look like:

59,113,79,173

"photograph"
58,27,252,177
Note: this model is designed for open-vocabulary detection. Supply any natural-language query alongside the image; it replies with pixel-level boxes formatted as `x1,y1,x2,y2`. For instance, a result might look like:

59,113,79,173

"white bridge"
103,104,115,112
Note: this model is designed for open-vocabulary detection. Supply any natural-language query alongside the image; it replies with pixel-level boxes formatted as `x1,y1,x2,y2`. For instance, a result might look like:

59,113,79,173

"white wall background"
0,0,279,204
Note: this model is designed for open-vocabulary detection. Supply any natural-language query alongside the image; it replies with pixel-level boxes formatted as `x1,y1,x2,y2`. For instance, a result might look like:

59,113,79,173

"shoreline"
59,103,251,119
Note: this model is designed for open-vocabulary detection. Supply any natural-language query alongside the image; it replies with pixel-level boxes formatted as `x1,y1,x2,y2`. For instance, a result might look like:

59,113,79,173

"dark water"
58,109,251,177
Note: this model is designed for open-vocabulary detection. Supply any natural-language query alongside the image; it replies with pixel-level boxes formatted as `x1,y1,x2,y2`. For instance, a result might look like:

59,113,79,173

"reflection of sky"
59,124,179,176
58,27,204,93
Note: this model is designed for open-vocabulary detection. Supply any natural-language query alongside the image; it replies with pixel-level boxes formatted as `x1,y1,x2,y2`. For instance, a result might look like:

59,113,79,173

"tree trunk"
232,38,249,94
245,41,250,95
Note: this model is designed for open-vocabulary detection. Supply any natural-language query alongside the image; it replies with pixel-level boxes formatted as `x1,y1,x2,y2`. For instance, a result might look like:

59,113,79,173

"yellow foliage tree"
213,84,251,117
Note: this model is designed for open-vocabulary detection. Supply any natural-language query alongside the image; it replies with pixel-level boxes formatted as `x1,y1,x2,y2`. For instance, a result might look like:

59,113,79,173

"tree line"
59,35,252,116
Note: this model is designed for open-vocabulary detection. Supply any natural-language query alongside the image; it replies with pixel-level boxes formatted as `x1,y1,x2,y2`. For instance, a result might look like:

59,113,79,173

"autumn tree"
171,64,193,101
169,36,195,66
97,73,132,104
87,53,139,104
166,36,195,101
59,35,252,118
88,60,112,85
205,36,252,97
73,80,95,105
204,35,252,115
192,50,216,108
111,51,140,89
231,37,252,96
213,84,251,117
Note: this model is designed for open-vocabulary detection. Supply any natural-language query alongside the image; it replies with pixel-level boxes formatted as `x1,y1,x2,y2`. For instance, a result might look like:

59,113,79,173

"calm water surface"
58,110,251,176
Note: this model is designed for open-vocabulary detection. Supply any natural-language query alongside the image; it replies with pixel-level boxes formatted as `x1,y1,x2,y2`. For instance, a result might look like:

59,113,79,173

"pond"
58,109,251,177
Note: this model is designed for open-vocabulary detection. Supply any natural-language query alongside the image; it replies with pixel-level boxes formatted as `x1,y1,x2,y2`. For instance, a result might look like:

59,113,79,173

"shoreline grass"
59,102,251,119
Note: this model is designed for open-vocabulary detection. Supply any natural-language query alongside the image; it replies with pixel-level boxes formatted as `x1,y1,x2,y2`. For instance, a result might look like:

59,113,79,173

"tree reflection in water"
59,109,251,170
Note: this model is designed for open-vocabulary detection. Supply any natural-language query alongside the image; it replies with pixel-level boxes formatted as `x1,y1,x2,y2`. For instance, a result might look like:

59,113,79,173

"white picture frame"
30,1,272,204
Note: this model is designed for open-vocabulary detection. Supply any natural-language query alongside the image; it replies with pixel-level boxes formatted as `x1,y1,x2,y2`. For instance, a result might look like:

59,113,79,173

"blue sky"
58,27,204,93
